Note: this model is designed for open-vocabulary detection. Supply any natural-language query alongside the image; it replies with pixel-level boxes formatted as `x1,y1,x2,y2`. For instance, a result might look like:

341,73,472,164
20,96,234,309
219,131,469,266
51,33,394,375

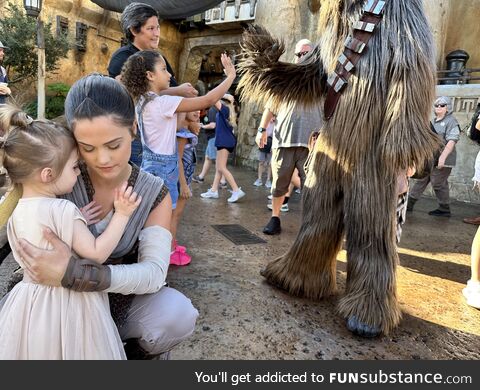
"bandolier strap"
324,0,387,120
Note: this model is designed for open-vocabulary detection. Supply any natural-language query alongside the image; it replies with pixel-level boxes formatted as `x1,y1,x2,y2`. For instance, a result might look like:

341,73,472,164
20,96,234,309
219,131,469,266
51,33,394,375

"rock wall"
4,0,183,93
442,0,480,70
424,0,480,69
423,0,451,69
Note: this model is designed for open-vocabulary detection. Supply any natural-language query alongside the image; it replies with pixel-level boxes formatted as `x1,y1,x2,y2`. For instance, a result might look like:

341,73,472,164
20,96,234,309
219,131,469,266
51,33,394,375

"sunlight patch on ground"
397,247,470,265
335,247,479,336
398,266,480,337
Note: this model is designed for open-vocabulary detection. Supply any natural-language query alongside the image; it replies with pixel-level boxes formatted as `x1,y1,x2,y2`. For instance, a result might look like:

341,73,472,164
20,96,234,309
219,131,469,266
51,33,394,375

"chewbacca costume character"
238,0,440,337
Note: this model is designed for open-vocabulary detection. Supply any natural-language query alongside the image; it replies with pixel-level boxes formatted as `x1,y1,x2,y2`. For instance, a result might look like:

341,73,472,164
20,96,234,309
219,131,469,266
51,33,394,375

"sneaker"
267,203,289,212
463,216,480,225
170,248,191,266
200,188,219,199
267,194,273,200
428,205,451,217
462,280,480,309
227,188,246,203
192,175,204,183
265,180,272,188
406,197,417,212
173,240,186,253
263,216,281,235
220,181,228,189
253,178,263,187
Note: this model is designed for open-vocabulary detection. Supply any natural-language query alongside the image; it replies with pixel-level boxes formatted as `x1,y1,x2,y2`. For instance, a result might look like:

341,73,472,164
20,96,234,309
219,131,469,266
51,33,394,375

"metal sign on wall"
91,0,226,19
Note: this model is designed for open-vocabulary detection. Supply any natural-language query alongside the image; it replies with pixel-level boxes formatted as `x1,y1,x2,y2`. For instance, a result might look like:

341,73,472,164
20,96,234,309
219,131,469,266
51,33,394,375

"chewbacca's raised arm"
237,25,327,109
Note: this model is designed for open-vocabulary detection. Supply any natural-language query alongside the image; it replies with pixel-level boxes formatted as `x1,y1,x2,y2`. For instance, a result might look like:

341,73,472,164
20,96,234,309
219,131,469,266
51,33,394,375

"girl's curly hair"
121,50,163,101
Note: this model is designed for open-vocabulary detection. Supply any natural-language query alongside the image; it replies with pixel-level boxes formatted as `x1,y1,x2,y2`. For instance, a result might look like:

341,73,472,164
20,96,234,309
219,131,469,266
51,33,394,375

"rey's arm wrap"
61,226,172,293
105,225,171,294
61,257,111,291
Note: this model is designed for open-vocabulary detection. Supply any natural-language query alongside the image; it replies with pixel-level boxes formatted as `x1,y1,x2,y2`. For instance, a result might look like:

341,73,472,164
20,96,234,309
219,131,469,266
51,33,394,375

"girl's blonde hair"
221,94,237,130
0,105,76,185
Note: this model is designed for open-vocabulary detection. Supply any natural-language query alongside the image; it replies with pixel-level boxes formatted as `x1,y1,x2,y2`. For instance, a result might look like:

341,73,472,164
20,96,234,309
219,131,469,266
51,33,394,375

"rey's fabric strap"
62,163,167,258
324,0,388,120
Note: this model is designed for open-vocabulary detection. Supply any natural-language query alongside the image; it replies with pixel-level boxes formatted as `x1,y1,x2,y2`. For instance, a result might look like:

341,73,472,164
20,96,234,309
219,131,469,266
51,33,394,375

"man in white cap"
0,41,11,105
256,38,323,235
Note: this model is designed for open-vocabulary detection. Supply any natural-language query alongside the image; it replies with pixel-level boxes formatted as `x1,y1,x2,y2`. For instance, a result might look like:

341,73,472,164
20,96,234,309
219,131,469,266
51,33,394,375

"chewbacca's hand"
240,25,285,67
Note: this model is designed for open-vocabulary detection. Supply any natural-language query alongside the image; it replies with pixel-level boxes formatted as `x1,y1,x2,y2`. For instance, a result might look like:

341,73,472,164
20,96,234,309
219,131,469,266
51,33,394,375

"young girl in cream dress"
0,106,141,359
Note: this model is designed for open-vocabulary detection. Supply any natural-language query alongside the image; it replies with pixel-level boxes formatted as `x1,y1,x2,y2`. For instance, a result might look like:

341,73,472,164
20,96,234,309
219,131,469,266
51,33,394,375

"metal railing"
437,68,480,84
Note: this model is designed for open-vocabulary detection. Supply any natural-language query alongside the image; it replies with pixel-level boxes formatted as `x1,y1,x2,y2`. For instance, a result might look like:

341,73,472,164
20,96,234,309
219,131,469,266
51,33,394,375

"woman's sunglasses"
295,51,309,58
434,104,446,108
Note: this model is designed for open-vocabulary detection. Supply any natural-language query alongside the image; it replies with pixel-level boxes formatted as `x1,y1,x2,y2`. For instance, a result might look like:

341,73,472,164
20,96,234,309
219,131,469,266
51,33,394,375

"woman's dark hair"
121,2,158,43
64,73,135,130
121,50,163,101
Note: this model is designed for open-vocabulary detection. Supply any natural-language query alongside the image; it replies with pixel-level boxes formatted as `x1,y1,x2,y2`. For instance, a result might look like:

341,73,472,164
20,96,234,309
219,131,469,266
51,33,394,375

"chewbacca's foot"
338,288,401,336
346,316,381,338
260,267,289,292
260,259,336,299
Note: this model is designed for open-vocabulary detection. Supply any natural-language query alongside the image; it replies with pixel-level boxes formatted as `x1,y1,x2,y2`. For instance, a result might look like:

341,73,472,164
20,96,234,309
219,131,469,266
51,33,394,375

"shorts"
271,147,309,197
205,137,217,160
141,150,179,209
217,146,235,153
258,150,272,163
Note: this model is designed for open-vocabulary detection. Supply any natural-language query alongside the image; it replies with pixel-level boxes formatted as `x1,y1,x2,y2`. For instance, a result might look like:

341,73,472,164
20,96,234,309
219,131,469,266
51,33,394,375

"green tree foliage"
0,3,70,84
24,82,70,119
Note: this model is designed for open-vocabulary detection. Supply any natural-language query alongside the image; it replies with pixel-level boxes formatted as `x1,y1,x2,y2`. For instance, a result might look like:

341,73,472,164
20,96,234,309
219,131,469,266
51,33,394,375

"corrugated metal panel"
91,0,225,19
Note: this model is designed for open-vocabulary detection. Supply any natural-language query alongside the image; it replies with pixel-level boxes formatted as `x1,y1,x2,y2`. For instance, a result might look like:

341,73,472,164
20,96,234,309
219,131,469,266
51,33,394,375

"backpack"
467,103,480,144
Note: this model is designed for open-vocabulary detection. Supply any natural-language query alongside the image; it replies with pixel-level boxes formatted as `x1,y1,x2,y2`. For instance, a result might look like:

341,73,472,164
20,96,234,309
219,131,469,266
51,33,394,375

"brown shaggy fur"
238,25,327,111
238,0,440,334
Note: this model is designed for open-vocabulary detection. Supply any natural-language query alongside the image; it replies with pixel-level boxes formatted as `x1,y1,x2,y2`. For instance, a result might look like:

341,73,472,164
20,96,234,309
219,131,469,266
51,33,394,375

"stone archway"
177,33,242,87
177,32,262,169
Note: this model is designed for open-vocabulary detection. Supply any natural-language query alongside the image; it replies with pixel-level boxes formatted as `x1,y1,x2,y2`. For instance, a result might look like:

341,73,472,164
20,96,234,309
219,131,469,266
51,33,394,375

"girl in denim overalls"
121,50,236,248
170,111,200,265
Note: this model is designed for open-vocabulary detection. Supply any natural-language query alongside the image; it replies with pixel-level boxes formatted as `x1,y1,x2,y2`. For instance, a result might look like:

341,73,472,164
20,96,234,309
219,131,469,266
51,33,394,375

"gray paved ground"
170,165,480,360
1,165,479,359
